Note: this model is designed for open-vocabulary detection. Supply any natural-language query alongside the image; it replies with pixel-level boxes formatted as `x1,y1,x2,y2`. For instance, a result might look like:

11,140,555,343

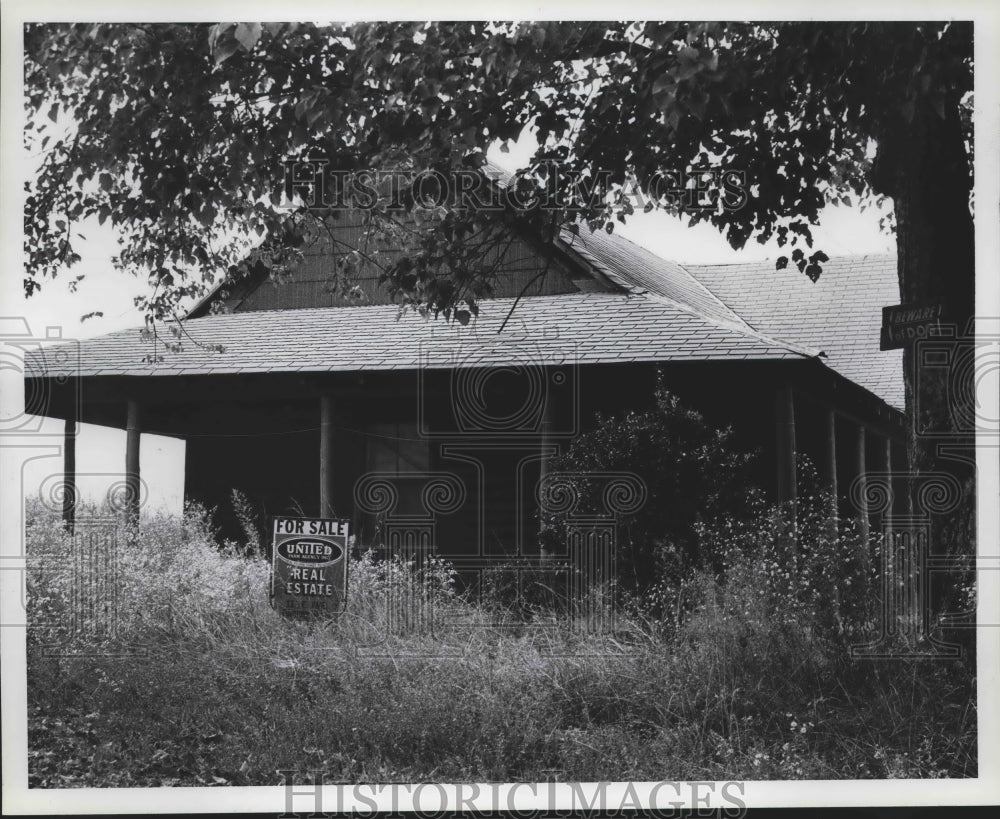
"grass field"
25,502,976,786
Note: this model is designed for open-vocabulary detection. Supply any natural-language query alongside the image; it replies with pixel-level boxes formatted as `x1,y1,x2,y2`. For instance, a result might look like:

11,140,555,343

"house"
26,212,906,558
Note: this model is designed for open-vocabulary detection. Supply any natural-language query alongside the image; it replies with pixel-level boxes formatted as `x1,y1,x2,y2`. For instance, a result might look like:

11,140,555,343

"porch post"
855,424,870,541
538,399,554,559
125,399,141,523
881,435,894,548
824,407,838,526
775,385,797,506
62,415,77,532
895,439,914,516
320,395,335,518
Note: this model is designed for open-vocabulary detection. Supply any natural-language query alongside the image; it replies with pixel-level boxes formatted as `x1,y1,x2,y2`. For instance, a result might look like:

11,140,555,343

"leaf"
21,20,972,328
211,29,241,66
678,45,700,62
207,22,233,50
343,251,360,276
776,256,789,270
652,75,674,95
234,23,262,52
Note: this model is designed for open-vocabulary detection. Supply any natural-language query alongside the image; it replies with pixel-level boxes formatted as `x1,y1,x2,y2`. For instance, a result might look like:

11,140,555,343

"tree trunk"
873,100,976,613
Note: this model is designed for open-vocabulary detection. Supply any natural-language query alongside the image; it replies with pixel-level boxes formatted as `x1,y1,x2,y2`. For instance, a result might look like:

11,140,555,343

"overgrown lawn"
25,503,976,786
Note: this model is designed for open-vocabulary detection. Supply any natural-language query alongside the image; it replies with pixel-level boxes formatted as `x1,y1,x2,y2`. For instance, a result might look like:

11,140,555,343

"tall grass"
25,499,976,786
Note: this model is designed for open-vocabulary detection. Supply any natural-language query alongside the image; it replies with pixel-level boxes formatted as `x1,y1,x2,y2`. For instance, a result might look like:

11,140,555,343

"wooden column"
62,415,77,532
125,400,141,523
855,424,870,541
538,400,555,559
883,435,893,545
320,395,336,518
775,385,797,506
824,407,838,526
895,439,914,516
884,437,893,501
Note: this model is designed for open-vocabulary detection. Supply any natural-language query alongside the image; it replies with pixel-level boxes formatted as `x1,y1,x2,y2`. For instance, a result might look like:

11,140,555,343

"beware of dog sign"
880,303,943,350
271,517,349,618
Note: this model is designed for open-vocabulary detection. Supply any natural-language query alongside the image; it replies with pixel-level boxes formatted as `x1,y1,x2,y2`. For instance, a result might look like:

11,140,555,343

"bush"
24,500,271,651
693,457,879,647
543,378,760,594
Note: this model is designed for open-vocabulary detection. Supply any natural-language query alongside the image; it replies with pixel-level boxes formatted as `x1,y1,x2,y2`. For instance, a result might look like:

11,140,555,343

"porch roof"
25,290,817,380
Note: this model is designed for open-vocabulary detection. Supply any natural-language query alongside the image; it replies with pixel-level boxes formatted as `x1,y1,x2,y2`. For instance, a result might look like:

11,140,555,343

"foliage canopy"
25,21,972,321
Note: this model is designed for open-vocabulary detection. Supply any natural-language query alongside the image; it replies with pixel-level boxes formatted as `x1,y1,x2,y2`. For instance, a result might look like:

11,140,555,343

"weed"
25,500,976,786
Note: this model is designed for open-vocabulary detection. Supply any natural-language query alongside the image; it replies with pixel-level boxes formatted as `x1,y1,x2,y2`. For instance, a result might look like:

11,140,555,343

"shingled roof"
557,226,749,331
683,255,903,410
556,228,903,411
25,200,903,412
25,291,814,380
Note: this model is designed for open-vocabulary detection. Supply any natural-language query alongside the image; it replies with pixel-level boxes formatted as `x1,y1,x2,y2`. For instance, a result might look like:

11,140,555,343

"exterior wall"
212,212,587,313
174,360,897,553
48,355,903,552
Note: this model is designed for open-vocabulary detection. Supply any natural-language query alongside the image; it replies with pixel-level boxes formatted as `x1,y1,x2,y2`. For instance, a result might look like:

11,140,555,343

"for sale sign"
271,517,349,618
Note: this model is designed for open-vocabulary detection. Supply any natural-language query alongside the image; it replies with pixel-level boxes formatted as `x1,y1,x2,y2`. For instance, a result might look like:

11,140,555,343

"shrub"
694,457,880,647
543,378,760,594
229,488,266,558
24,499,272,651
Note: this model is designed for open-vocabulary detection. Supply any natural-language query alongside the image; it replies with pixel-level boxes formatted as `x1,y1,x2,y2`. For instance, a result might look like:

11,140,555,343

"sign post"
271,517,349,619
